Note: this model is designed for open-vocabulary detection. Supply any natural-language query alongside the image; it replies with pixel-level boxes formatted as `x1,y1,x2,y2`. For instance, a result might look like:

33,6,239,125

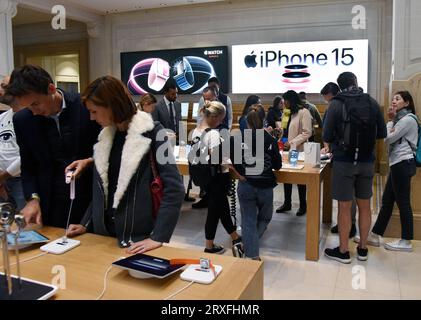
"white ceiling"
13,0,226,25
60,0,225,14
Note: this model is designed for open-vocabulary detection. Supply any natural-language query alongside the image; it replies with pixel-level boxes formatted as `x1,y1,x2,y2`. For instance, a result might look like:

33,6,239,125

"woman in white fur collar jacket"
66,76,184,254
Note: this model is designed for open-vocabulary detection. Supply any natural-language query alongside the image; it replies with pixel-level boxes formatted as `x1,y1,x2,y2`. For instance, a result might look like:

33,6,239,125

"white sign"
232,39,368,94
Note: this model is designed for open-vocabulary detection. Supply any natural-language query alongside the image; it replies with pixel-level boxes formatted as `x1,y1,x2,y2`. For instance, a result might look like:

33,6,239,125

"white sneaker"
384,239,413,252
353,233,380,247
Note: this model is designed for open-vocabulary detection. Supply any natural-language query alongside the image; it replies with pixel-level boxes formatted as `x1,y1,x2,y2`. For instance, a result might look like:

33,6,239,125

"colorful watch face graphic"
147,58,170,92
127,56,216,95
172,57,195,90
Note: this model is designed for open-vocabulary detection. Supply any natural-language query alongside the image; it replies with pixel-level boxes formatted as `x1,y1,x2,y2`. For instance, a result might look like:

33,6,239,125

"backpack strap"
403,114,420,152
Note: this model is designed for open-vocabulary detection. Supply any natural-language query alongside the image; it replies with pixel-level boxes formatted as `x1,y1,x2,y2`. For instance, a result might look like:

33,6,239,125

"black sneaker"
324,247,352,264
204,244,226,254
276,203,291,213
192,198,208,209
357,246,368,261
331,224,339,234
232,237,244,258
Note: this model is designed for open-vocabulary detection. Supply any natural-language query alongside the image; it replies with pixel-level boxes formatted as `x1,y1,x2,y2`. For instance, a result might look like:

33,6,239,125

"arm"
150,124,184,243
290,110,312,147
0,170,12,185
384,117,413,145
322,102,338,143
13,112,38,199
266,110,275,128
314,106,323,129
67,202,92,237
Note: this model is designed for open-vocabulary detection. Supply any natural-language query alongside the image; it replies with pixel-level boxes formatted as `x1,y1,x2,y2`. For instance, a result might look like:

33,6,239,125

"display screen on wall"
232,39,368,94
121,46,228,95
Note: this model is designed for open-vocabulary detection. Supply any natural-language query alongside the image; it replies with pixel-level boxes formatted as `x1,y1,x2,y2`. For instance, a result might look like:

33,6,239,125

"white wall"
392,0,421,81
94,0,392,104
11,0,393,105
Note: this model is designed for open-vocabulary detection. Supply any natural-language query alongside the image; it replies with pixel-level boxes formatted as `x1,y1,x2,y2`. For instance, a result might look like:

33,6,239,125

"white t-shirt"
191,127,230,173
0,109,21,177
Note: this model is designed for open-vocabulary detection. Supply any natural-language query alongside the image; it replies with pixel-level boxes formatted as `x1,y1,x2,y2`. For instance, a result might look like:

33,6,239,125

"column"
0,0,17,77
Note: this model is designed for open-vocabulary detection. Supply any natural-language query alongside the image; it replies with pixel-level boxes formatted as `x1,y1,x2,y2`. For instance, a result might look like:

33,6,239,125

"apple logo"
244,51,257,68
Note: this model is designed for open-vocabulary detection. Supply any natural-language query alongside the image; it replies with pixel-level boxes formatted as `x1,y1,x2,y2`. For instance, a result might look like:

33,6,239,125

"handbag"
149,150,164,219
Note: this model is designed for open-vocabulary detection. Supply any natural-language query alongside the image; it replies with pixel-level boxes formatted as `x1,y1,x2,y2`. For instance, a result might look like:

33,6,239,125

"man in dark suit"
152,79,182,139
152,79,194,201
6,65,100,228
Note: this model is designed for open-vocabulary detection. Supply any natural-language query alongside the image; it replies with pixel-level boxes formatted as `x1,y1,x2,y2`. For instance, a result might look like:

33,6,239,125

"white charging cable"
95,265,114,300
164,281,195,300
0,251,49,269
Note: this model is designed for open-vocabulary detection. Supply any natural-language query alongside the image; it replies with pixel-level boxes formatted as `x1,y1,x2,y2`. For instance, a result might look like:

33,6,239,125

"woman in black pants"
276,90,312,216
191,101,244,256
369,91,419,252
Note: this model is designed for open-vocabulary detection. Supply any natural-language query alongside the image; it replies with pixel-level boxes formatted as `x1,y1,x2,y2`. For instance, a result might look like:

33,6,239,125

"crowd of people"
0,65,418,263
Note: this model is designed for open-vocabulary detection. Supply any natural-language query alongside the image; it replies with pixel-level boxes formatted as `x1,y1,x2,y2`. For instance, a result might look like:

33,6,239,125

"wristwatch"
27,193,41,202
172,57,195,90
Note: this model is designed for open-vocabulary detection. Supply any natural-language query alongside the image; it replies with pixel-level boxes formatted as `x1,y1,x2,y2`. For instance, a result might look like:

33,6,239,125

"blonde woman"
139,93,157,114
191,101,244,256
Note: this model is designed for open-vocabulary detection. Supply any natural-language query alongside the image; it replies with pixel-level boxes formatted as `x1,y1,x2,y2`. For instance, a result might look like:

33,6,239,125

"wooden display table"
1,227,263,300
177,159,332,261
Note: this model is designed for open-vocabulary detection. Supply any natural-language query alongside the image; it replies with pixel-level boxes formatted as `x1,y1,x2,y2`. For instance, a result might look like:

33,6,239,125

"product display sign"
121,46,228,95
232,39,368,93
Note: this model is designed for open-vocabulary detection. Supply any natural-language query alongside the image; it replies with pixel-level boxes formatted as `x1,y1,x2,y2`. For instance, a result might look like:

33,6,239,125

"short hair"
81,76,137,124
320,82,340,96
246,104,265,130
337,72,358,90
201,100,226,119
163,78,177,93
139,93,157,109
202,86,218,97
298,92,307,100
5,65,54,97
207,77,219,85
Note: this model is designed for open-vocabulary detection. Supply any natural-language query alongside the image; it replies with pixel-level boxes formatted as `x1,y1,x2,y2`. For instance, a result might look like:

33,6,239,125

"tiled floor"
170,183,421,300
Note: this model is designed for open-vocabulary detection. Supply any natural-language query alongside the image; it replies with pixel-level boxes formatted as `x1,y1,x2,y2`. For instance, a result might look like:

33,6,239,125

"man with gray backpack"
323,72,387,263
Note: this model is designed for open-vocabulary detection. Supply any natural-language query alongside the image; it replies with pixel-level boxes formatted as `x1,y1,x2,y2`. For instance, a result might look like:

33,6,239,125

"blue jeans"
238,180,274,259
6,177,25,211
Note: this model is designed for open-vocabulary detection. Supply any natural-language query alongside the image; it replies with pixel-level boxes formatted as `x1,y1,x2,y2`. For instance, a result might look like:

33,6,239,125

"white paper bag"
304,142,321,167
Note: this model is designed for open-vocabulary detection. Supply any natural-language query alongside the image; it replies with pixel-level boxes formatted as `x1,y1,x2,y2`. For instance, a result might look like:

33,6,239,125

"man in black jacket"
323,72,387,264
6,65,100,228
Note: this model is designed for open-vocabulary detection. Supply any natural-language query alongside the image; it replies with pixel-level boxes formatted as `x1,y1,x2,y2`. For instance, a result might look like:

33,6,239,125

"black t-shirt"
105,130,127,236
